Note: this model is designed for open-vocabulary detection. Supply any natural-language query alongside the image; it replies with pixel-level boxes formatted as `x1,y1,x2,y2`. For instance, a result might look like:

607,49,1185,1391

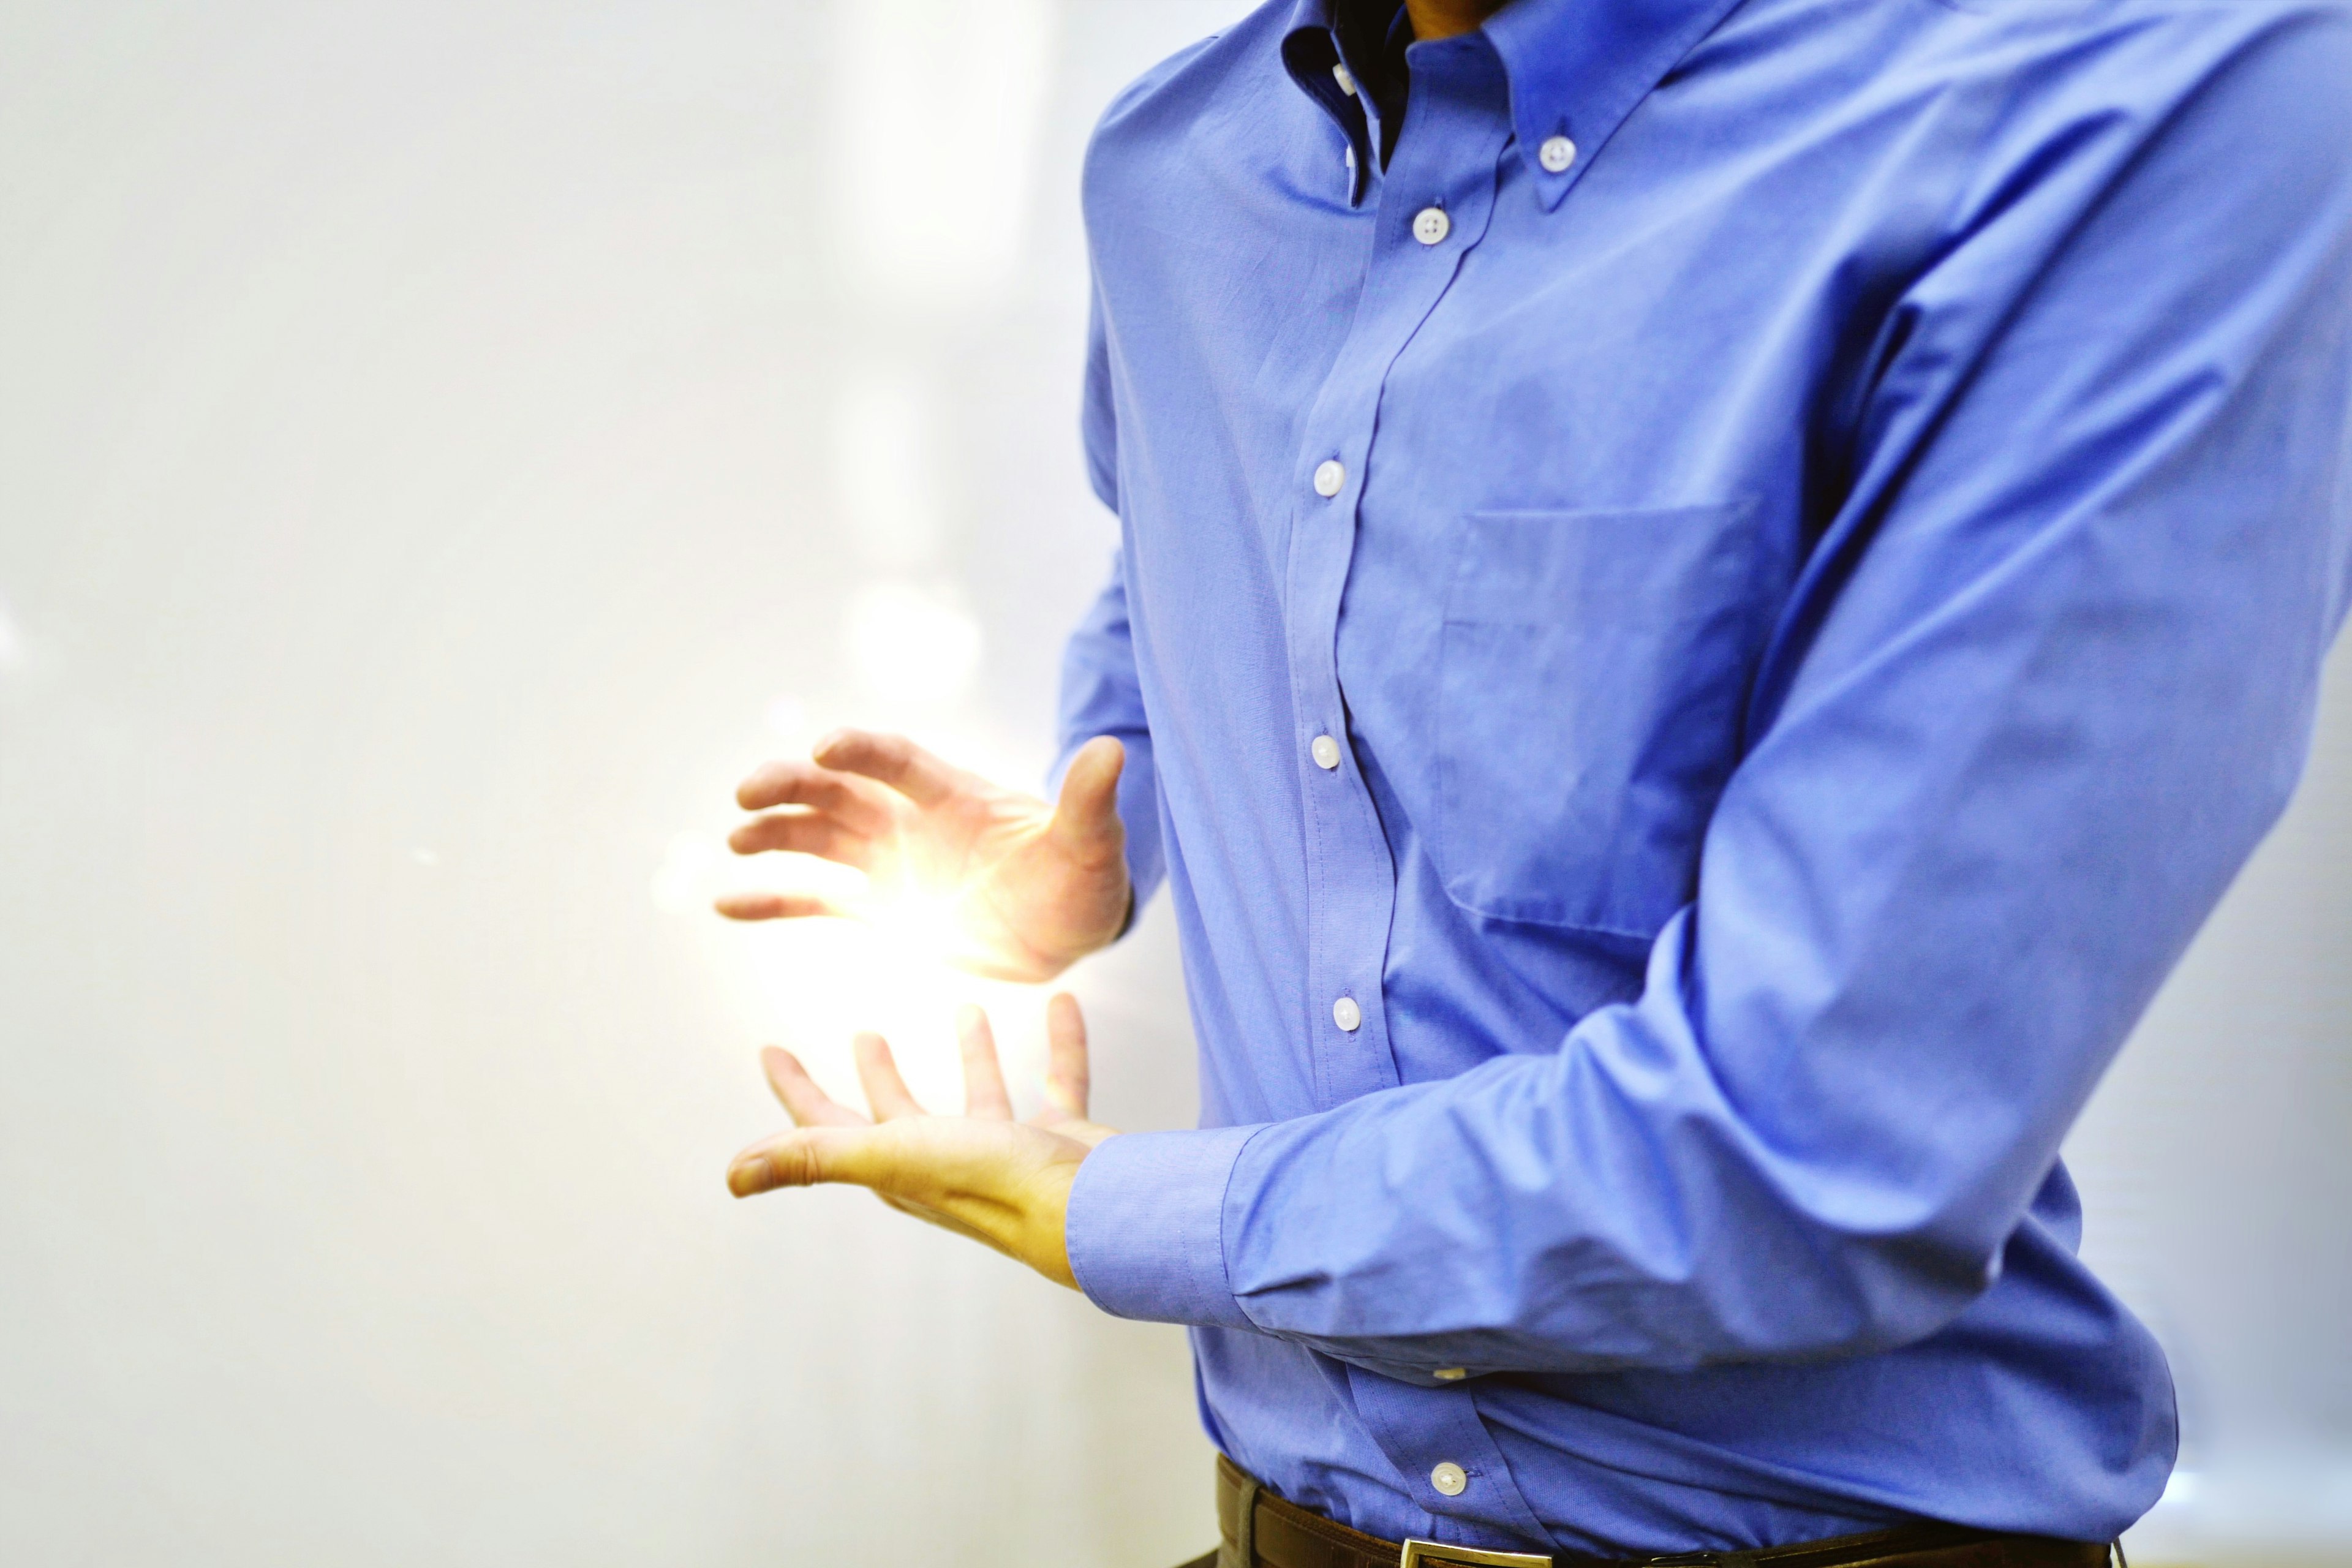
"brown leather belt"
1213,1455,2116,1568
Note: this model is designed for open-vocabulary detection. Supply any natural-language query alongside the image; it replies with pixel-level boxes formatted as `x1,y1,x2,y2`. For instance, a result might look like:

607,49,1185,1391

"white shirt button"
1433,1366,1468,1382
1431,1461,1468,1496
1311,734,1343,771
1333,61,1358,97
1539,135,1578,173
1313,459,1346,497
1333,995,1363,1032
1412,206,1452,246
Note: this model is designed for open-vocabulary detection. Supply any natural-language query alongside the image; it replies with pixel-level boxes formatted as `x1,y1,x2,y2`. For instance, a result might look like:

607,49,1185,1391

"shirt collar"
1283,0,1752,212
1283,0,1348,52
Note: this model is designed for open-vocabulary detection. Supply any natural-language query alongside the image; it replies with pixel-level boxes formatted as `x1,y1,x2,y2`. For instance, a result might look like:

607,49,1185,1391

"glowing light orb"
655,829,1048,1115
741,886,1048,1117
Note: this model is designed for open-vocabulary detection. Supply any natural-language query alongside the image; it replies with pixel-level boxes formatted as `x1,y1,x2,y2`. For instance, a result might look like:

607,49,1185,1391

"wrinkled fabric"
1053,0,2352,1556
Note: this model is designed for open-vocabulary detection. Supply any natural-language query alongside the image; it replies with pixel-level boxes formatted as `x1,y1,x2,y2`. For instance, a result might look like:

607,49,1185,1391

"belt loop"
1222,1472,1261,1568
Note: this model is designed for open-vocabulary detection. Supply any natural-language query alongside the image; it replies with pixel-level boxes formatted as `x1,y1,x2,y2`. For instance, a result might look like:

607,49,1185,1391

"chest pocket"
1435,501,1765,936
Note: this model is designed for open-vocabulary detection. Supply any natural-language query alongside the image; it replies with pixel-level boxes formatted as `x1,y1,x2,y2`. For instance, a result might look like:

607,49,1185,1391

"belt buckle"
1400,1541,1553,1568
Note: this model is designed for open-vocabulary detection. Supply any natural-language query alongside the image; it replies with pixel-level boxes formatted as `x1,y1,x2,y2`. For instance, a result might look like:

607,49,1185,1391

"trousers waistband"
1215,1455,2116,1568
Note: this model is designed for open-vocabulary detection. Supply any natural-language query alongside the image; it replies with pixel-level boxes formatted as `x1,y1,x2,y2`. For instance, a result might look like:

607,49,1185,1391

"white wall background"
0,3,2343,1564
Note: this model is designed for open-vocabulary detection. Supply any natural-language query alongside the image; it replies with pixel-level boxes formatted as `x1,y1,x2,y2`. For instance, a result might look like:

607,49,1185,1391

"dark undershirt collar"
1336,0,1416,168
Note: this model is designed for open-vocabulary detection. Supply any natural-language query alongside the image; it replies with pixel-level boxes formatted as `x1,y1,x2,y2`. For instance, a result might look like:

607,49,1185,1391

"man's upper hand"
715,729,1133,982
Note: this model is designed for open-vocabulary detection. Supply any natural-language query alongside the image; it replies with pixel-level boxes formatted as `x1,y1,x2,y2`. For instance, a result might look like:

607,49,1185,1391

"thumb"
1050,736,1126,854
728,1125,873,1196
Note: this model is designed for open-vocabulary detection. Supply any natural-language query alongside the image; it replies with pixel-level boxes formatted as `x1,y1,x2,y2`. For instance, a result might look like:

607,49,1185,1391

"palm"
718,729,1132,982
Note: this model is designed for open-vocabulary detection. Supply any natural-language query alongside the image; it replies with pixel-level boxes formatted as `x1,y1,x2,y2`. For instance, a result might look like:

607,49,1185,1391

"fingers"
726,810,874,870
956,1005,1014,1120
853,1030,928,1120
812,728,962,809
712,890,848,922
730,1041,918,1197
1038,991,1091,1123
761,1046,869,1128
1049,736,1126,857
734,760,896,834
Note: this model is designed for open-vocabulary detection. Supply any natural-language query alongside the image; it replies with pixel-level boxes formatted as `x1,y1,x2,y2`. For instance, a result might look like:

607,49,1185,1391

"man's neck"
1403,0,1509,41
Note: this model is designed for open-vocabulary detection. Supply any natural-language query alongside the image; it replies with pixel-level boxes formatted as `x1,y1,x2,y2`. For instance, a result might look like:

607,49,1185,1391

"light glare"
741,896,1047,1115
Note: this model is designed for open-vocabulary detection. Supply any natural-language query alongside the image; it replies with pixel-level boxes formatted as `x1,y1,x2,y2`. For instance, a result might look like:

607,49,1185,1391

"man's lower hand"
725,992,1117,1289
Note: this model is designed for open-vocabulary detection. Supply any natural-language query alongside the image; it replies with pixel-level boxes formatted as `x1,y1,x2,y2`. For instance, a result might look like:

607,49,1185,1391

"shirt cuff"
1065,1125,1261,1329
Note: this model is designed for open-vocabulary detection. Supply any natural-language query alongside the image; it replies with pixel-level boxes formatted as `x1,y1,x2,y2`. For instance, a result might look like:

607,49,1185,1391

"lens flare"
735,873,1048,1115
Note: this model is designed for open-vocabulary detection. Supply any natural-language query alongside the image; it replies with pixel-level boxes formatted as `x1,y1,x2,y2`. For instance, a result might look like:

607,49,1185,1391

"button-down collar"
1282,0,1752,210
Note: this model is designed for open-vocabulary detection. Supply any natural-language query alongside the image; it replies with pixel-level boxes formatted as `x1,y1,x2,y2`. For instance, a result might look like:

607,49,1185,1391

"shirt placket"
1284,37,1556,1547
1284,37,1507,1113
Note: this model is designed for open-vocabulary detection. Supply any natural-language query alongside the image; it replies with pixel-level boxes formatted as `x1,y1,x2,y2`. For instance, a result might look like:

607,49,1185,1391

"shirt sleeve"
1050,278,1167,908
1066,11,2352,1372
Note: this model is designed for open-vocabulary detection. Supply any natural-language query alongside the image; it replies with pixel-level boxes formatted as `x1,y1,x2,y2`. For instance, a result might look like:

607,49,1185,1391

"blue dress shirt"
1051,0,2352,1556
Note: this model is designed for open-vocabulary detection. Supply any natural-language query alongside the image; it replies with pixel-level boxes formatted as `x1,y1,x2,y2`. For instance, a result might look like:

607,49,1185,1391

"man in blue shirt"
718,0,2352,1562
